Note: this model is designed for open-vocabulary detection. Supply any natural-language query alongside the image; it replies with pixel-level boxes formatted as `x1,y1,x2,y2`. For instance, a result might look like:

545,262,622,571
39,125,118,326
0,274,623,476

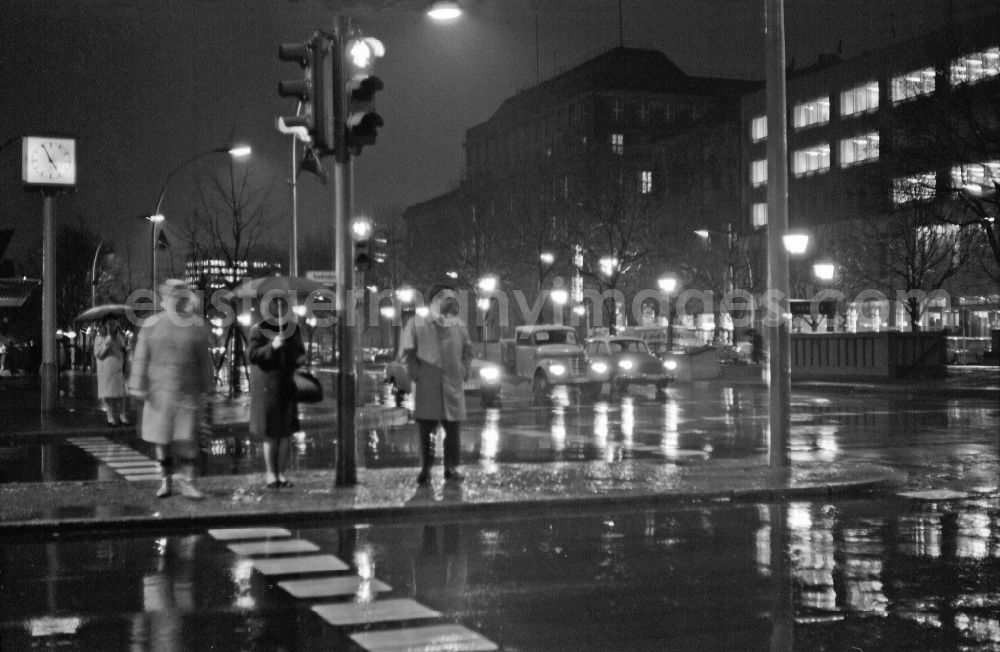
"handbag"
293,369,323,403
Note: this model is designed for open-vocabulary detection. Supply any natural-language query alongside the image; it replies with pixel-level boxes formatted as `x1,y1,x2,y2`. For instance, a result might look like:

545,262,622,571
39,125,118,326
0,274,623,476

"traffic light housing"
278,33,336,154
343,37,385,156
352,217,374,271
372,228,388,265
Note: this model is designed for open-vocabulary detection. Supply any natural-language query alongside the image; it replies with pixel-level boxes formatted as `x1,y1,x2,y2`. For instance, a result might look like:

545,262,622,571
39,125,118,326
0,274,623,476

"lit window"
610,133,624,155
640,170,653,194
750,116,767,142
792,144,831,176
891,67,935,102
950,47,1000,85
690,105,704,121
892,172,936,205
752,202,767,228
840,132,879,166
750,159,767,187
792,97,830,129
951,160,1000,191
638,102,650,122
612,99,624,122
840,82,879,116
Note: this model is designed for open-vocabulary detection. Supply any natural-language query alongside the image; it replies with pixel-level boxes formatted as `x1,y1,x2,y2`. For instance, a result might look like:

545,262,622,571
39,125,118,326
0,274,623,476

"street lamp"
426,0,462,20
477,274,498,355
90,240,112,308
812,261,836,282
782,232,810,256
148,144,251,303
658,275,678,351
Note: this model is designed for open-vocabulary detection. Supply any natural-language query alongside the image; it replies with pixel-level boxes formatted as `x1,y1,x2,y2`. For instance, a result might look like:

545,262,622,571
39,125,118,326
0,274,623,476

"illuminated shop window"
840,82,879,116
792,97,830,129
751,202,767,228
750,159,767,187
840,132,879,166
792,144,831,176
610,133,624,155
750,116,766,142
891,67,935,102
639,170,653,194
950,47,1000,85
892,172,936,205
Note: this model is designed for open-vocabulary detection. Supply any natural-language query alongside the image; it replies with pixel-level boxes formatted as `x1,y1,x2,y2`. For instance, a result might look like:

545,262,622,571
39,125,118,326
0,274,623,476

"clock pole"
40,191,58,412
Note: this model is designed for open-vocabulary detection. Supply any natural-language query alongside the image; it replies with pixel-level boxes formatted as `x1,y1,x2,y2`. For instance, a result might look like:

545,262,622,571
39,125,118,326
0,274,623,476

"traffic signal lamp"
352,217,374,271
344,37,385,156
373,228,388,265
278,32,336,154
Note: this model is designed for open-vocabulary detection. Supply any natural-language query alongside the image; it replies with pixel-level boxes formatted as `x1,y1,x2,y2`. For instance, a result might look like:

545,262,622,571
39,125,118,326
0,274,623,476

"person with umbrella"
129,280,214,499
247,291,306,489
399,284,474,484
94,315,131,427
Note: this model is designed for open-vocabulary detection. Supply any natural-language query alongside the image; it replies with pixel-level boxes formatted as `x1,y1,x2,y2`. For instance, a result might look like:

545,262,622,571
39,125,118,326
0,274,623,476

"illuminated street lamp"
539,251,555,265
812,261,836,282
477,274,498,355
599,256,618,277
782,232,810,256
426,1,462,20
658,275,678,351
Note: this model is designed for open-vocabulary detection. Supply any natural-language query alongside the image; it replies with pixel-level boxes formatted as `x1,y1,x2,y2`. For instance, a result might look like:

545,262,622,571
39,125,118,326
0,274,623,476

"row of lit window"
749,132,879,185
892,160,1000,205
749,46,999,142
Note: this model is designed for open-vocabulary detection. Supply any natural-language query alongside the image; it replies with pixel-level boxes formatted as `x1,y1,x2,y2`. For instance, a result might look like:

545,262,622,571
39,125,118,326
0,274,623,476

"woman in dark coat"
247,294,305,488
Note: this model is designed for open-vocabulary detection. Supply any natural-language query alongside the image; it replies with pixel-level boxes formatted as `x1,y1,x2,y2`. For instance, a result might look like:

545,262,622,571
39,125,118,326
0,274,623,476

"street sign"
306,270,337,286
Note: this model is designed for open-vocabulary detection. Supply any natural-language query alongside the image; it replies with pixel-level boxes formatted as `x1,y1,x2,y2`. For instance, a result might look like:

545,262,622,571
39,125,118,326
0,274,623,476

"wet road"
3,494,999,650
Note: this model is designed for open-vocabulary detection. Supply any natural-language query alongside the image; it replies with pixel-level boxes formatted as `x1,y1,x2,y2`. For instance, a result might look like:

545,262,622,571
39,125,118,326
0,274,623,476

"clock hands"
40,144,57,170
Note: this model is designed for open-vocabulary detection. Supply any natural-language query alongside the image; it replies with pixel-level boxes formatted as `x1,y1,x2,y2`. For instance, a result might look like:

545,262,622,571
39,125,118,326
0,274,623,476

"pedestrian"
247,292,305,489
129,280,214,499
93,316,131,427
399,284,473,484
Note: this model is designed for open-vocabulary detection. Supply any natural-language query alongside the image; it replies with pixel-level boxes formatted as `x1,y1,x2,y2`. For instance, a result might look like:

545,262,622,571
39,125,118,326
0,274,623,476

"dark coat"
247,322,306,440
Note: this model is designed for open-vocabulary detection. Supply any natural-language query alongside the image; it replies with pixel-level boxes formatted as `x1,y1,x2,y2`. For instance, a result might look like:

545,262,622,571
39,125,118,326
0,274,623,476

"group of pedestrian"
118,278,471,500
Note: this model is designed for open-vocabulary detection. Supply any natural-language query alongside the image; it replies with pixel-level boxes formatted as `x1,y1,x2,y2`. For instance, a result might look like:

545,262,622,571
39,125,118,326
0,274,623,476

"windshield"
609,339,649,354
534,330,578,345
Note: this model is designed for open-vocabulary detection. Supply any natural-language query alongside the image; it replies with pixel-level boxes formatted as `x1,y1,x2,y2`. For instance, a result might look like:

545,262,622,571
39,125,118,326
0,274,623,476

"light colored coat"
94,332,128,398
128,313,214,445
400,316,473,422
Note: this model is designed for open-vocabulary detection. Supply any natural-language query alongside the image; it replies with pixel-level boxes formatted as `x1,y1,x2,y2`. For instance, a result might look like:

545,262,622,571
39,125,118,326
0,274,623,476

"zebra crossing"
68,436,162,481
208,527,498,651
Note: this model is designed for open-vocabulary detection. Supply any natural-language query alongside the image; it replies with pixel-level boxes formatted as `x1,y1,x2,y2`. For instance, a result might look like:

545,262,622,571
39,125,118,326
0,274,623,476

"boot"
156,459,173,498
175,462,204,500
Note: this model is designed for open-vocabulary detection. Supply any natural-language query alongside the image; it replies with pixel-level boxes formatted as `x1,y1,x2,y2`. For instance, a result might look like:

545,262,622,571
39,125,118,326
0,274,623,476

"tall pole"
40,193,57,412
150,222,158,309
289,128,299,277
90,240,104,308
766,0,791,468
334,13,358,486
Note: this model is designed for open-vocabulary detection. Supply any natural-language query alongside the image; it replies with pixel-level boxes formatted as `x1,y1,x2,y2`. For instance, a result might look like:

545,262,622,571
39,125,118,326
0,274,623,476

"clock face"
22,137,77,186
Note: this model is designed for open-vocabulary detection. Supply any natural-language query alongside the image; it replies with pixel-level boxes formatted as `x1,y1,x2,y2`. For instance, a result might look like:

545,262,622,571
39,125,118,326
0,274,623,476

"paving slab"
250,554,350,576
227,539,320,556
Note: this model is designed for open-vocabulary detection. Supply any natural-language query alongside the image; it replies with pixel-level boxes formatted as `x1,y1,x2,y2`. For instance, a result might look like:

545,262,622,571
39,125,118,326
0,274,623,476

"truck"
500,325,600,401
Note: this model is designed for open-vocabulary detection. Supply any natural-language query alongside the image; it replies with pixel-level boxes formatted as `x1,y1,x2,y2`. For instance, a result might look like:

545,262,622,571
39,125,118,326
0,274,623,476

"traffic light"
343,37,385,156
278,32,336,153
352,217,374,271
372,228,388,265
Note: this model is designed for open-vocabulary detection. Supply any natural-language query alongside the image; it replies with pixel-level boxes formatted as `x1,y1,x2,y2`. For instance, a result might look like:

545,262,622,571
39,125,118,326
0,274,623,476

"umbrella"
75,303,141,323
234,275,329,299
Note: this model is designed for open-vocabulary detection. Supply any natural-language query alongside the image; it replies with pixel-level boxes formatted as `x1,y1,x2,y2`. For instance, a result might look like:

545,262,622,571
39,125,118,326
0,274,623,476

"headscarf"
402,286,463,368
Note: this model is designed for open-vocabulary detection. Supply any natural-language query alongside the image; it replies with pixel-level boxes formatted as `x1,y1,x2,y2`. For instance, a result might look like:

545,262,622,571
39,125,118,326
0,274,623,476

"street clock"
22,136,77,187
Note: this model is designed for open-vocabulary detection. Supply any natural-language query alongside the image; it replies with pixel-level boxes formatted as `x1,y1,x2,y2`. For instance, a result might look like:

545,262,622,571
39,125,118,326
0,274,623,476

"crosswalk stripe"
227,540,320,556
312,599,439,627
350,624,499,651
279,575,392,599
208,528,292,541
250,554,349,576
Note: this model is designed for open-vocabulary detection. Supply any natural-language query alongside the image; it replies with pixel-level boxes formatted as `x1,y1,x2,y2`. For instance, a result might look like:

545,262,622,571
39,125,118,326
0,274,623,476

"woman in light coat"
94,316,130,426
129,280,214,499
247,294,306,489
399,285,473,484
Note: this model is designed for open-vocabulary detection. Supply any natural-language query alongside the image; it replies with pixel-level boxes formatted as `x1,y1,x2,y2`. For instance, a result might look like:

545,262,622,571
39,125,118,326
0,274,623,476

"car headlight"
663,360,678,371
549,363,566,376
590,361,608,374
617,359,633,371
479,366,500,382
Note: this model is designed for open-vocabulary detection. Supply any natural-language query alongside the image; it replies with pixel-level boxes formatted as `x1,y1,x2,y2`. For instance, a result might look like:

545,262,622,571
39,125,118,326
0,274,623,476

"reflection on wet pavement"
3,494,998,650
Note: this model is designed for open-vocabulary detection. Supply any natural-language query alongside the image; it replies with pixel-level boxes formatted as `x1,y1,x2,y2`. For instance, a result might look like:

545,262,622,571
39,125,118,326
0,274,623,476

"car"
500,325,600,402
584,335,676,400
383,355,503,407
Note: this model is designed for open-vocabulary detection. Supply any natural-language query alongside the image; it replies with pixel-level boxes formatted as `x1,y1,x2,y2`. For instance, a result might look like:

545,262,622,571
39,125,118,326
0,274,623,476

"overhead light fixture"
427,1,462,21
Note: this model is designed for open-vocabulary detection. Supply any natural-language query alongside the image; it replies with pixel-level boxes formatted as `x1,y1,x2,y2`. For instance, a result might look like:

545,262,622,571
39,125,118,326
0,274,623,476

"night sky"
0,0,980,277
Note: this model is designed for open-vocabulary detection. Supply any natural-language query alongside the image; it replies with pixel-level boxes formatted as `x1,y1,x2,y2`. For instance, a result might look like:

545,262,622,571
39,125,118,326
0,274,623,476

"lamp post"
148,145,251,305
477,275,497,356
658,275,677,351
599,256,619,334
90,240,110,308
